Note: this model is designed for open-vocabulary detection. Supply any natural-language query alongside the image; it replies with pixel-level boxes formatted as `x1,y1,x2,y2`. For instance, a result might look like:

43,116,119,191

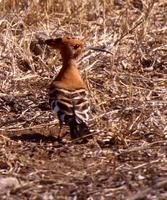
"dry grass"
0,0,167,199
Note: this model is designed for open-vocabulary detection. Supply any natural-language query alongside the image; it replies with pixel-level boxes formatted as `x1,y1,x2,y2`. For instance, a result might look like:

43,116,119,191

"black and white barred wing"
50,88,73,123
72,89,90,123
49,88,90,124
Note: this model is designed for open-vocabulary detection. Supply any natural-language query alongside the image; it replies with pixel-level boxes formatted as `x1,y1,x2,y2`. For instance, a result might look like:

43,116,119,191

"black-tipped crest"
45,38,62,48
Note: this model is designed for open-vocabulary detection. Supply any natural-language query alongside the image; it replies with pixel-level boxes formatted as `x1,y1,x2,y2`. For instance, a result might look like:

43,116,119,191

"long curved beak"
85,46,112,55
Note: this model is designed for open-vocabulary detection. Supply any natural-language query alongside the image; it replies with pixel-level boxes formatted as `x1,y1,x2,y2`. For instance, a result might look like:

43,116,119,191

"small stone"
0,177,20,194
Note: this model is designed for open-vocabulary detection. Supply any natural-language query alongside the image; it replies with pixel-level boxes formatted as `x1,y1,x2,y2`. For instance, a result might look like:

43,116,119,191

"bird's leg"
57,122,63,141
59,123,69,139
57,123,69,142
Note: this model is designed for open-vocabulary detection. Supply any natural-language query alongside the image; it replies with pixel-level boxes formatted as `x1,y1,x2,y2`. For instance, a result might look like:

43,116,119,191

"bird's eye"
73,44,80,49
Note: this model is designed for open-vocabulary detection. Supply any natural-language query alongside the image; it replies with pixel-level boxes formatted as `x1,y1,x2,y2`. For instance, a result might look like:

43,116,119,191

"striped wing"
50,88,90,124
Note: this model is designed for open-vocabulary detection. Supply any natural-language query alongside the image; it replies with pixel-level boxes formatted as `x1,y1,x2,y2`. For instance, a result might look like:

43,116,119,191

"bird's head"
45,37,84,60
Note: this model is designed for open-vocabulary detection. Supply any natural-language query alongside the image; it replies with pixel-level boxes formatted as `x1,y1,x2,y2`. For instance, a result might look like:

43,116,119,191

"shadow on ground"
9,133,58,143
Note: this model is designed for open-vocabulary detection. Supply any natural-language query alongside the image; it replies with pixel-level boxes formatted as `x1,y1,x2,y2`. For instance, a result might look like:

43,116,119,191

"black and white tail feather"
50,87,91,139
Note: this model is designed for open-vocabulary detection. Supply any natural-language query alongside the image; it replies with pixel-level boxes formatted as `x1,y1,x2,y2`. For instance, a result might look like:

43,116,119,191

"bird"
45,37,92,140
45,37,111,140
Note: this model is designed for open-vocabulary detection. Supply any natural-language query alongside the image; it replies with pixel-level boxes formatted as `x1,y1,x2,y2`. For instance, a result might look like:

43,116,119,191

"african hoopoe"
44,37,91,139
45,37,111,140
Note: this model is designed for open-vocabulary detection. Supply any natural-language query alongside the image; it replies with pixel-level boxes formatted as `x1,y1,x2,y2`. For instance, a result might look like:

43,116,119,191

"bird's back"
49,86,90,138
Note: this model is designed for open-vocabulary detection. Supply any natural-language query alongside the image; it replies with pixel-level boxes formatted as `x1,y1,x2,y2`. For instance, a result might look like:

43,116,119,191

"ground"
0,0,167,199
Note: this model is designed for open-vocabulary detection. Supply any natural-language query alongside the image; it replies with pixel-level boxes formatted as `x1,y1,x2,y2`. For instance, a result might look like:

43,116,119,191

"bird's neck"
53,58,86,90
62,58,77,69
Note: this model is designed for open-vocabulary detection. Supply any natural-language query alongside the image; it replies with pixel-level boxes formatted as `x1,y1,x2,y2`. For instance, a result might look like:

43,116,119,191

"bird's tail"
69,119,91,140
